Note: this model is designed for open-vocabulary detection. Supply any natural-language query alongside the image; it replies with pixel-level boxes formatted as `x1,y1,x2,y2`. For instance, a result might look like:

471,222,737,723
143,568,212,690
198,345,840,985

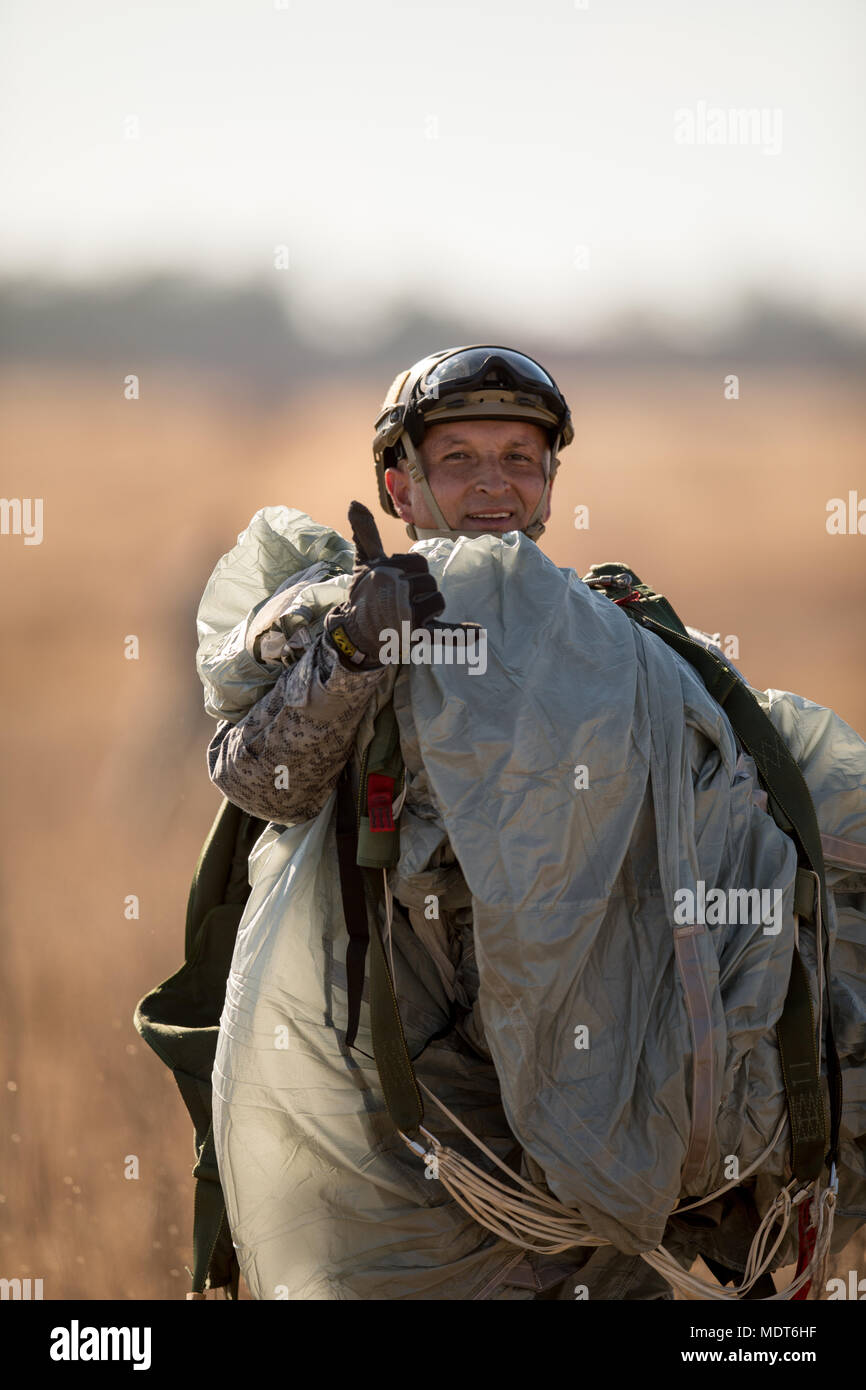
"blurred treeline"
3,275,865,395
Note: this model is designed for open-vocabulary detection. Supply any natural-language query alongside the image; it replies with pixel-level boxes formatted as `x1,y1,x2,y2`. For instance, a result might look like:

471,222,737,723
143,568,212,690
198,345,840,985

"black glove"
323,501,446,670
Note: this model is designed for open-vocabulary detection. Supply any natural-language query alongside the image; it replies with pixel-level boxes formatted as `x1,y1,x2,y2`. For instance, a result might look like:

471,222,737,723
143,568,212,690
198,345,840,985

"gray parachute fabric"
398,532,866,1255
197,506,355,722
755,685,866,1261
198,507,866,1295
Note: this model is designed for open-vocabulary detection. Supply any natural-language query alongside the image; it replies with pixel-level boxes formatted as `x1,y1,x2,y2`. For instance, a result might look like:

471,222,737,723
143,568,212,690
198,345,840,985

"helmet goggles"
407,346,573,447
423,346,559,395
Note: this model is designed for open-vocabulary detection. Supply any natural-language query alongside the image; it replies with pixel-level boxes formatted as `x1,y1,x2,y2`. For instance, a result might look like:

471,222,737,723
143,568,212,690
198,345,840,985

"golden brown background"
1,352,863,1299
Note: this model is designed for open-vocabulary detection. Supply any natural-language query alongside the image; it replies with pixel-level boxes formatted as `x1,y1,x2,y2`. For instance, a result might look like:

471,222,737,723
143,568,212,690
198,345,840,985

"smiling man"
372,345,568,546
191,342,843,1304
206,348,571,819
385,417,554,537
204,347,684,1299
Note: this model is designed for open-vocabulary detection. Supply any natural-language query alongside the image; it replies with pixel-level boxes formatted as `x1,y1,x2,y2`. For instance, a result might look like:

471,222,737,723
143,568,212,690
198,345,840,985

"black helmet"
372,345,573,542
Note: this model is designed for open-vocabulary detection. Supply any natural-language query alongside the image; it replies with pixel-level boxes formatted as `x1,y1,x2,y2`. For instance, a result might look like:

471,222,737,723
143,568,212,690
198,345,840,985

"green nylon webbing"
363,866,424,1133
337,703,423,1134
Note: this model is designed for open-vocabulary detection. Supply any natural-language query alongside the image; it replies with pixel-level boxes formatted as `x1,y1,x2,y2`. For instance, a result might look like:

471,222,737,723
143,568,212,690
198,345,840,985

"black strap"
336,765,368,1049
336,764,424,1132
777,949,827,1180
363,865,425,1132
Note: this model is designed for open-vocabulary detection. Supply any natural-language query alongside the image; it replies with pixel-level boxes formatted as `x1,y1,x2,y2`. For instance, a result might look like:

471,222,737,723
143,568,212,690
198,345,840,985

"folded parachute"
198,507,866,1267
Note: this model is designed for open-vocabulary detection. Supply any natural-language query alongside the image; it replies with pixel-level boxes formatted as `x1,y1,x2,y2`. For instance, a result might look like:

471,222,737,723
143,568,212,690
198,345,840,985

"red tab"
792,1197,817,1300
367,773,395,832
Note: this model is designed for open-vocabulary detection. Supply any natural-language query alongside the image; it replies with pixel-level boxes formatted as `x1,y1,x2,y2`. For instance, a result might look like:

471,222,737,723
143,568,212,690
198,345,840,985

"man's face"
384,419,554,534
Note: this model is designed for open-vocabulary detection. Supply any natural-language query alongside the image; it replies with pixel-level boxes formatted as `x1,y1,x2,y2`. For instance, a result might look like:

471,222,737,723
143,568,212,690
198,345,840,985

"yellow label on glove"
331,625,357,658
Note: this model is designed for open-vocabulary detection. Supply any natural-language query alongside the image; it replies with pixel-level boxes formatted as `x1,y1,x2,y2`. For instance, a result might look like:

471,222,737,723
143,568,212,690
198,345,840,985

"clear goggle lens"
422,347,558,395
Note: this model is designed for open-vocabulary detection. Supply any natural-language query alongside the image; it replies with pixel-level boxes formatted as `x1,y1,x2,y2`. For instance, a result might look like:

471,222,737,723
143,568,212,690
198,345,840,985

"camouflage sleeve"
207,634,387,824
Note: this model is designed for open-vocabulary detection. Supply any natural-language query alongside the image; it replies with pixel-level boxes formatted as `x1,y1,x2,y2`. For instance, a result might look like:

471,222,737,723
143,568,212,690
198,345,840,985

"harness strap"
336,765,368,1050
336,761,424,1133
364,865,425,1133
794,866,819,921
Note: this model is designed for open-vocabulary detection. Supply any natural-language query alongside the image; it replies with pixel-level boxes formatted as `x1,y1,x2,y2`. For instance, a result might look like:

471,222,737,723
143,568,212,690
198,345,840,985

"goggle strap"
521,428,558,532
400,426,558,544
400,433,453,533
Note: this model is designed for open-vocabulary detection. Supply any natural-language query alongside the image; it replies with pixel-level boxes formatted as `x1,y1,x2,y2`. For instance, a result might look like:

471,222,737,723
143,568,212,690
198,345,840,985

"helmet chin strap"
399,431,559,544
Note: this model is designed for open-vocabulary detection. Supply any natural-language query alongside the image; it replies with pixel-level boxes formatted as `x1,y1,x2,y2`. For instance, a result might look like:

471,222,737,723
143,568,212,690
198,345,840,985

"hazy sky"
2,0,864,343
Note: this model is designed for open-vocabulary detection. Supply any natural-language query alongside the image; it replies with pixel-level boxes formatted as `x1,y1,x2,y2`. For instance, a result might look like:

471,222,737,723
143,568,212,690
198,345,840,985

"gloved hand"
323,501,446,670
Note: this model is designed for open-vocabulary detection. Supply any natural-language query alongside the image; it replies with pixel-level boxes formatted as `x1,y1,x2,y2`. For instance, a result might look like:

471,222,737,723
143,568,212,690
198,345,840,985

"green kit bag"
134,797,267,1297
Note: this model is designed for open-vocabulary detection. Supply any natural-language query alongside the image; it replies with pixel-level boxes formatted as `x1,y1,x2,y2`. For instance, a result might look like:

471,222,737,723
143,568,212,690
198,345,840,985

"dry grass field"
0,361,863,1300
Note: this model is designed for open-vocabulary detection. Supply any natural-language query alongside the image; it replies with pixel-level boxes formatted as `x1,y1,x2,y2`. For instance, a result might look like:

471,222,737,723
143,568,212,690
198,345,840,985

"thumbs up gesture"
323,502,445,670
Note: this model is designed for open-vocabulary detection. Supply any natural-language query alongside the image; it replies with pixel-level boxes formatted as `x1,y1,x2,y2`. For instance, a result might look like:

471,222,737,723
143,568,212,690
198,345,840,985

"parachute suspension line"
641,1167,837,1301
671,1111,789,1215
385,868,838,1294
398,1083,602,1256
398,1075,838,1295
